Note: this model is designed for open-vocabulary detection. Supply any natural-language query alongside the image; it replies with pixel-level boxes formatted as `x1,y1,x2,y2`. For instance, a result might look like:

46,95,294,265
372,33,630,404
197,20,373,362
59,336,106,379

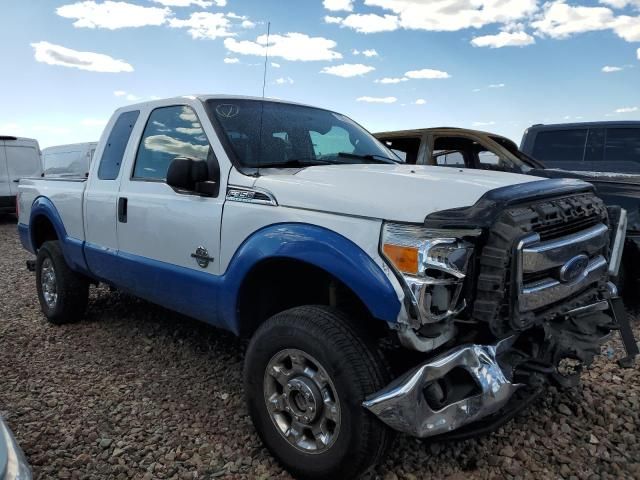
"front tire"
35,241,89,324
244,306,392,480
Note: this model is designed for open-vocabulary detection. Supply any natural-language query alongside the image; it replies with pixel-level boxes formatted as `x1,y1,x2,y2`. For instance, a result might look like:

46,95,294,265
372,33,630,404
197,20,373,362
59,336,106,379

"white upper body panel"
1,137,42,197
253,163,541,223
17,178,86,240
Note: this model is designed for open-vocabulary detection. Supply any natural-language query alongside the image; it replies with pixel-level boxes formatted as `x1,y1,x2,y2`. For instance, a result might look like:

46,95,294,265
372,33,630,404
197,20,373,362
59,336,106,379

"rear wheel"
244,306,392,480
36,241,89,324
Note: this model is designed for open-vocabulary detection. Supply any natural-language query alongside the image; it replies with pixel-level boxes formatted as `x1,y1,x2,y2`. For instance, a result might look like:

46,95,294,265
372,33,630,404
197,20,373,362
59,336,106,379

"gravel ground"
1,217,639,480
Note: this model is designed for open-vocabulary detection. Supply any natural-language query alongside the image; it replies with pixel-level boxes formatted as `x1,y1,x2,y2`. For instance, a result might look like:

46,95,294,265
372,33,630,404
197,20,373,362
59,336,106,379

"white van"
42,142,98,178
1,136,42,214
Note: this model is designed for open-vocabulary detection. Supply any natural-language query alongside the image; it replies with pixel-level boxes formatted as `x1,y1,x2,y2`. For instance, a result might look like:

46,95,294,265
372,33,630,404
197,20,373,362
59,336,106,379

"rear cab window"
98,110,140,180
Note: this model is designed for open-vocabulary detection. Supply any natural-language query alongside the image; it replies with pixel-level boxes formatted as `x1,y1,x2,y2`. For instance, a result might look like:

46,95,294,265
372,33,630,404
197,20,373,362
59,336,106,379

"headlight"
381,223,480,324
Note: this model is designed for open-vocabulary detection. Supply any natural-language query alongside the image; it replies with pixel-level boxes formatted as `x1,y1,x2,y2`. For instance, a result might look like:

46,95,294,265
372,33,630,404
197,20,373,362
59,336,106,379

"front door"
115,103,227,326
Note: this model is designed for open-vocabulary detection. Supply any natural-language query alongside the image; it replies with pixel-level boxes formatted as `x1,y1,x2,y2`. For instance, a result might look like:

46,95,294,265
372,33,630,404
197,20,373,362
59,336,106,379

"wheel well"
236,258,384,338
32,215,58,250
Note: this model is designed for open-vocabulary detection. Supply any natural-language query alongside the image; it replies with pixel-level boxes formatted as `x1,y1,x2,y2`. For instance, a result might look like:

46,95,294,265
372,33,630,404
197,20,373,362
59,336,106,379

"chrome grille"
516,223,609,312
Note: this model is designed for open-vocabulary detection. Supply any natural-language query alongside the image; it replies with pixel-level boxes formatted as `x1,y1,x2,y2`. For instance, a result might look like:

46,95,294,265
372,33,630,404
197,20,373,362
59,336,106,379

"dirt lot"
1,217,639,480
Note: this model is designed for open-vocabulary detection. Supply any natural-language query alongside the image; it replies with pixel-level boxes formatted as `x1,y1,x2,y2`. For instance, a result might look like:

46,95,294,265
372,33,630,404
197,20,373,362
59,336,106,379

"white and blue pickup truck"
16,96,634,479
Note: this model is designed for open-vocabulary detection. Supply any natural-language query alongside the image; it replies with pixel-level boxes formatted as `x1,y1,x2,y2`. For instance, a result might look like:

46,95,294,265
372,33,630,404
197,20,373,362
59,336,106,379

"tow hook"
610,295,639,368
26,260,36,272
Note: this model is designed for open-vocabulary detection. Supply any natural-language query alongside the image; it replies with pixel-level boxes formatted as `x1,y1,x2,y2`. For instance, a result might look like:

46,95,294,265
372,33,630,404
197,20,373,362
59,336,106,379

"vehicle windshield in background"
206,99,398,170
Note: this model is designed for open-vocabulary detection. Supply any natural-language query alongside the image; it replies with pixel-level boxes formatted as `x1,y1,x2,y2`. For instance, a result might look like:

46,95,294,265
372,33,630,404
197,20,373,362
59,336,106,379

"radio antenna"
256,21,270,177
262,21,271,98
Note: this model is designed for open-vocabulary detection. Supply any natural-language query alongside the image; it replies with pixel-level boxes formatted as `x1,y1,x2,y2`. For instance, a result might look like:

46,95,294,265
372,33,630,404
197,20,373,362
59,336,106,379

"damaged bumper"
363,338,521,438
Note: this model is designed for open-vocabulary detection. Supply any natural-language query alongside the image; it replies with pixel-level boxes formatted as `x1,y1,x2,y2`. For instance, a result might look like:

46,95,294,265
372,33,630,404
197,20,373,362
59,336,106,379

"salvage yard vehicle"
16,96,636,479
376,127,640,298
42,142,98,178
0,415,32,479
0,136,42,215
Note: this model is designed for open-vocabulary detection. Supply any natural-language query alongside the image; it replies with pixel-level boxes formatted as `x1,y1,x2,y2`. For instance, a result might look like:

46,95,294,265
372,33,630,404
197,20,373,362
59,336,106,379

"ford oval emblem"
559,254,589,283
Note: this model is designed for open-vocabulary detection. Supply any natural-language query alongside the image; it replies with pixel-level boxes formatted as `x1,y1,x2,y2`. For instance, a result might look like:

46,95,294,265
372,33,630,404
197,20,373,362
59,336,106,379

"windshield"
206,99,397,170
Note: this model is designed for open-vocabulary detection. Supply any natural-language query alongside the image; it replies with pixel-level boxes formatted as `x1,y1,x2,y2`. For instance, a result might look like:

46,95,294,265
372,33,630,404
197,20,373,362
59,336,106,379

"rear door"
84,110,141,282
5,139,41,195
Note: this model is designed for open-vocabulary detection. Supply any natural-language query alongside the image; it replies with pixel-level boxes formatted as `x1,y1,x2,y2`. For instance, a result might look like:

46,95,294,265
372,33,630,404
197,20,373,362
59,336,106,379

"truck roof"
42,142,98,152
115,94,317,113
525,121,640,131
0,135,39,143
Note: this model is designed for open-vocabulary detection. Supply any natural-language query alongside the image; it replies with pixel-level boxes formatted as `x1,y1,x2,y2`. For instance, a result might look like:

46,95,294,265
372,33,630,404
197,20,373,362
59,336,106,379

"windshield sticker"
216,104,240,118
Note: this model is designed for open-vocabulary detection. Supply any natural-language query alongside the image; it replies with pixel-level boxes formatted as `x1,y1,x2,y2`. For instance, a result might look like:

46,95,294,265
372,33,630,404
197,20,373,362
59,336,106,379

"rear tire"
35,240,89,324
244,305,393,480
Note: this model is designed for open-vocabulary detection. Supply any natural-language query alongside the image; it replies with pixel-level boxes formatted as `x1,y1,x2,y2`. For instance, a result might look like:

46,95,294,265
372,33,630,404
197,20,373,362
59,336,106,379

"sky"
0,0,639,148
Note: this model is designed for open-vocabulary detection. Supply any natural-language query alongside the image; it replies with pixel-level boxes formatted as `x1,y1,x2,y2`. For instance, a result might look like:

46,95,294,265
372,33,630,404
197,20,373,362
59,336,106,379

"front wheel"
244,306,393,480
35,241,89,324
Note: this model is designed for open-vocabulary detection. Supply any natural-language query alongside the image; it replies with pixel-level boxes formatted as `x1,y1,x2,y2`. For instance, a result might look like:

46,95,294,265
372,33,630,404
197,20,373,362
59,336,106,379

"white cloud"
113,90,140,100
241,19,256,29
275,76,294,85
488,83,505,88
357,96,397,103
354,48,379,57
321,63,375,77
271,62,281,68
600,0,640,8
612,15,640,41
224,33,342,61
57,1,170,29
615,106,638,113
602,65,623,72
323,0,353,11
638,47,640,59
375,76,408,84
324,15,344,24
414,98,427,105
224,57,240,63
472,121,497,127
169,12,234,39
405,68,450,79
340,13,400,33
471,30,535,47
32,41,133,73
151,0,222,7
532,2,615,38
356,0,538,32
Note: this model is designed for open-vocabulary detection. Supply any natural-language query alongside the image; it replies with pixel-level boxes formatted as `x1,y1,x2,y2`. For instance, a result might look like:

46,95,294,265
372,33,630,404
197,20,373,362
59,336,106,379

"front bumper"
0,417,32,480
363,337,521,438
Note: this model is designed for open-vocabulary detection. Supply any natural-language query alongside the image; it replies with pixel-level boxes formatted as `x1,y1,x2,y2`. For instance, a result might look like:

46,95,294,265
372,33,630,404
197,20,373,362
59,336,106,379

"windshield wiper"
336,152,398,164
256,158,333,169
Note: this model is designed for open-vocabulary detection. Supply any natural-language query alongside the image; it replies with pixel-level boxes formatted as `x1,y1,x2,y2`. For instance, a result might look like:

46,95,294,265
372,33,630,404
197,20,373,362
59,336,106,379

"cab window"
133,105,211,181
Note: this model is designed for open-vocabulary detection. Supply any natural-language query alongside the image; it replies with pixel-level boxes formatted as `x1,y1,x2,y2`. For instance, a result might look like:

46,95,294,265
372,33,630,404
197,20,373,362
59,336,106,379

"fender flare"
26,197,88,273
219,223,401,333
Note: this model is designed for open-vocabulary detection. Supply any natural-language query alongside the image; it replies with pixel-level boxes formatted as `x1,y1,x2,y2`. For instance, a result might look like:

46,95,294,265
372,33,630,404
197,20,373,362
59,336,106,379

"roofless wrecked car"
17,96,636,479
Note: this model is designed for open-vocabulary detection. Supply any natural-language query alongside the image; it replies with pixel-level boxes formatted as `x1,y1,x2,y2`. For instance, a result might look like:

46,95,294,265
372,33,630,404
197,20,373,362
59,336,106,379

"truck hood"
253,164,537,223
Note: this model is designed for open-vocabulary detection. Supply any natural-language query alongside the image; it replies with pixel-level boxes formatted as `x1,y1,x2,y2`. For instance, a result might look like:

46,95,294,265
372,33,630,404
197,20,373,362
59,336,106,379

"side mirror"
167,157,217,196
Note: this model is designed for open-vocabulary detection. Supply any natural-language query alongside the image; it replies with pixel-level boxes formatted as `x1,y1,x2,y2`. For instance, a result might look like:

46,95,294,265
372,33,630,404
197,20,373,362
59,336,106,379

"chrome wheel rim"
40,258,58,309
263,348,341,454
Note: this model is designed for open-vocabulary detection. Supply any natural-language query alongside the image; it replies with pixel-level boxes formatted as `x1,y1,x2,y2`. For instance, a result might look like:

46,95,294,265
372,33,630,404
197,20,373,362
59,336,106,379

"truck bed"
18,177,87,242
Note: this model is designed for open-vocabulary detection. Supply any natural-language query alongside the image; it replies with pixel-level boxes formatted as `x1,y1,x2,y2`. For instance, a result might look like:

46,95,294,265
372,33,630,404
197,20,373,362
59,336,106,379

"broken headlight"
381,222,480,325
